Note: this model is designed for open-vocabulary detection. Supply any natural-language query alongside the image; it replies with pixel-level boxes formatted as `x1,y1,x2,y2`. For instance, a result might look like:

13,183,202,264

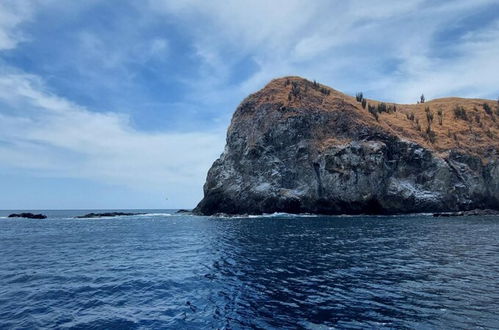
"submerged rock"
8,213,47,219
194,76,499,215
75,212,143,218
175,209,192,214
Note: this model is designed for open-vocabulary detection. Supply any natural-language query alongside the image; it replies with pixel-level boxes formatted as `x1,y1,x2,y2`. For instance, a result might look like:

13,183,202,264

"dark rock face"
8,213,47,219
75,212,143,218
194,78,499,215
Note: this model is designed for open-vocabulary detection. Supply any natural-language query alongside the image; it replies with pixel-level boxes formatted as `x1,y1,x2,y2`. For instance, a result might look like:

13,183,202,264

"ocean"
0,210,498,329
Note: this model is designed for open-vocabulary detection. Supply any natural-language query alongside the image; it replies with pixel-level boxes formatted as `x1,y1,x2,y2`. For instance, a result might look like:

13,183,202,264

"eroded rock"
194,77,499,215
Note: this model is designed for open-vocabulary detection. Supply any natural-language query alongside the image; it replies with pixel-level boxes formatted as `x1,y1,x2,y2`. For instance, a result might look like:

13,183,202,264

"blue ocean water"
0,210,498,329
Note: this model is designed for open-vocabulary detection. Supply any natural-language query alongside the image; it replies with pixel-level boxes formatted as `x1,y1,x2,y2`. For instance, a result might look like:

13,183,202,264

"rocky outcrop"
75,212,143,218
8,213,47,219
194,77,499,215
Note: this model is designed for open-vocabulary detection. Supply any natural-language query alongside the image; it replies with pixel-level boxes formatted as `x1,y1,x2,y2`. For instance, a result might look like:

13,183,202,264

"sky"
0,0,498,209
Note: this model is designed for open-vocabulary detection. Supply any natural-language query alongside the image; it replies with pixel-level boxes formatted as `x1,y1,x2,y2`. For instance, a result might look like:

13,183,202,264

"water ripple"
0,213,499,328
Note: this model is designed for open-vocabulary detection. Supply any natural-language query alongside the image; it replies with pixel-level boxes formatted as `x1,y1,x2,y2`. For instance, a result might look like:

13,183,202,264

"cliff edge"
195,76,499,215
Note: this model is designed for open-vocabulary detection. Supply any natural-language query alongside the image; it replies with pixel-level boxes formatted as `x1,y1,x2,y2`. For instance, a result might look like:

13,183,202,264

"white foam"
259,212,319,218
213,212,320,219
138,213,173,217
211,212,436,219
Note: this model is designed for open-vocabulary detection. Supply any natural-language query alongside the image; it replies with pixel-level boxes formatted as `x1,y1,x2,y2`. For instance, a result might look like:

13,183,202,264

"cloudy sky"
1,0,498,209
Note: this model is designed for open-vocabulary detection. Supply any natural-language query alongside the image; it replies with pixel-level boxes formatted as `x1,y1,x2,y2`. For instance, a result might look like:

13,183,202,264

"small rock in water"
8,213,47,219
75,212,144,218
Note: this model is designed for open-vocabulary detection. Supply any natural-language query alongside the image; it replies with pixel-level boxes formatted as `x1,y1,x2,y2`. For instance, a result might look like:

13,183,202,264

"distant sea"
1,210,498,329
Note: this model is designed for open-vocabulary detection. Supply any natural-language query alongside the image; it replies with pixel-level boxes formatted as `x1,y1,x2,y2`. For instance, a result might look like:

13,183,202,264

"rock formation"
75,212,143,218
195,77,499,215
8,213,47,219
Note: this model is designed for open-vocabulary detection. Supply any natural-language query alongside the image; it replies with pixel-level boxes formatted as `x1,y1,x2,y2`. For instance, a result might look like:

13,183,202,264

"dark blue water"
0,210,498,329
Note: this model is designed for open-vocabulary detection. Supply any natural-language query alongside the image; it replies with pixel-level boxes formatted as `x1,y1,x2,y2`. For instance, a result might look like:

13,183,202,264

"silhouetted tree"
420,94,425,103
356,92,363,102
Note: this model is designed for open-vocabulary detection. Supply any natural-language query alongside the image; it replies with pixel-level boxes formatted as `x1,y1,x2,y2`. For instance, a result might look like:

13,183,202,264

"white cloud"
1,0,498,208
0,1,34,50
0,73,225,206
77,32,169,71
385,19,499,101
149,0,499,102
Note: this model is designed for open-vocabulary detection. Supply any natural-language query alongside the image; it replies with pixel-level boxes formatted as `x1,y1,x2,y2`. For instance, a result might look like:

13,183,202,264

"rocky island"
195,77,499,215
8,213,47,219
75,212,144,218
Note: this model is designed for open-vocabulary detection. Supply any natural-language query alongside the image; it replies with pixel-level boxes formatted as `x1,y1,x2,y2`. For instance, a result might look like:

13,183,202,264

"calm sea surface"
0,210,498,329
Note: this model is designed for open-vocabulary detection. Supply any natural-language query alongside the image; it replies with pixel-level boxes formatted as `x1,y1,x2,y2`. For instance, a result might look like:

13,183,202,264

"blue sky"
0,0,498,209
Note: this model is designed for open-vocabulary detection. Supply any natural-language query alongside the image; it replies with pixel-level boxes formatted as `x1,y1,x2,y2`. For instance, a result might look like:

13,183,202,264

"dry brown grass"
246,76,499,160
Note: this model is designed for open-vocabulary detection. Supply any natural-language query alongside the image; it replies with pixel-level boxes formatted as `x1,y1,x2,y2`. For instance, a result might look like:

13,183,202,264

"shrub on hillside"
320,87,330,95
437,108,443,125
356,92,363,102
368,104,379,121
453,106,468,121
291,81,301,98
425,125,436,143
406,113,415,121
425,106,434,125
377,103,387,113
483,103,492,115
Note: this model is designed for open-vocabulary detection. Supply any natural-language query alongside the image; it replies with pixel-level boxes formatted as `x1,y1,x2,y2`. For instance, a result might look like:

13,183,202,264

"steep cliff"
195,77,499,215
